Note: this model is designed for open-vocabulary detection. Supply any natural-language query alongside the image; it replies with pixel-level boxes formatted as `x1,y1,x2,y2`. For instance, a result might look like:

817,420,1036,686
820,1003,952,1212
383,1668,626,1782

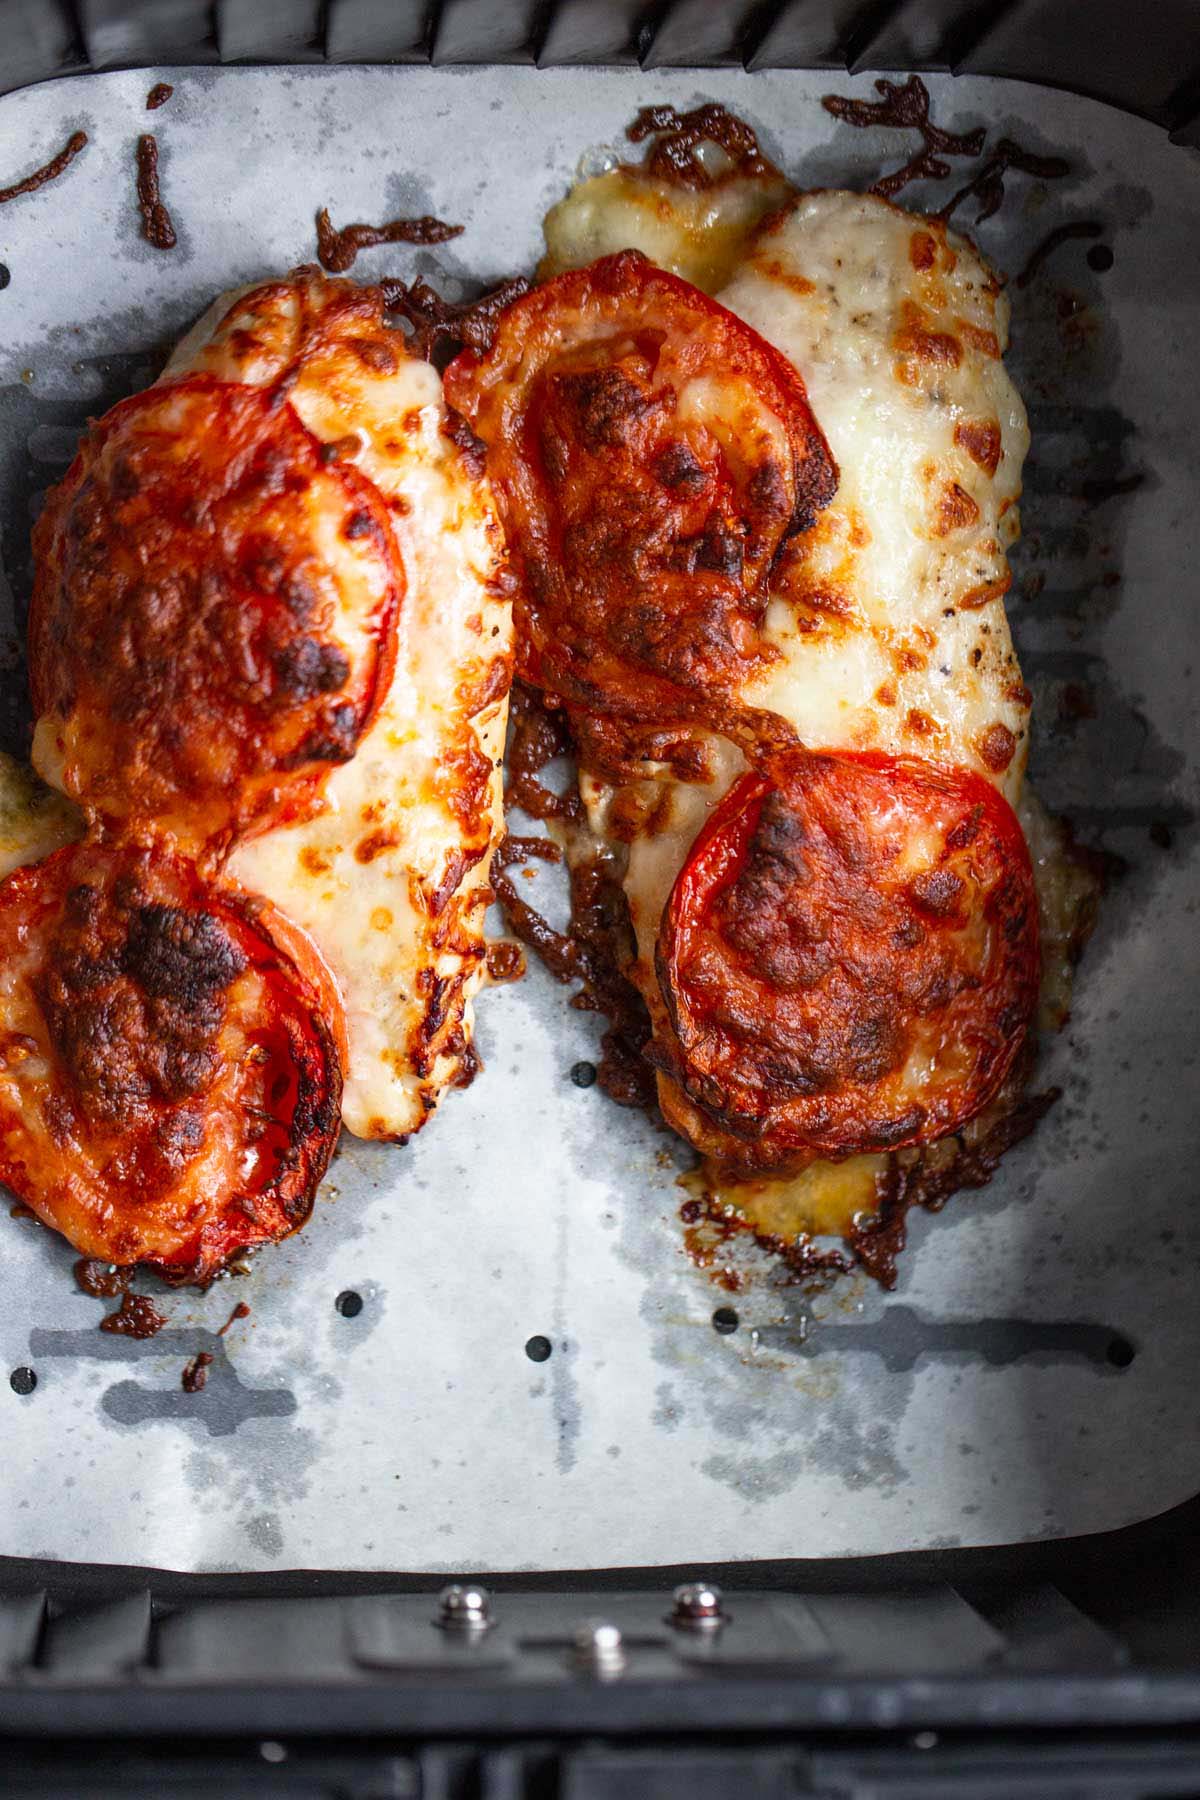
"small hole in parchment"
1106,1335,1135,1369
10,1367,36,1395
525,1335,552,1363
570,1061,597,1088
712,1307,739,1335
1086,244,1114,272
335,1290,363,1318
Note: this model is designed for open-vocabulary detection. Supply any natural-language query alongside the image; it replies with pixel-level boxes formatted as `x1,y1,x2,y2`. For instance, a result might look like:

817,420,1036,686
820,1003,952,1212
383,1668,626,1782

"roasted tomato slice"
444,250,836,724
30,374,403,854
655,753,1039,1166
0,840,343,1279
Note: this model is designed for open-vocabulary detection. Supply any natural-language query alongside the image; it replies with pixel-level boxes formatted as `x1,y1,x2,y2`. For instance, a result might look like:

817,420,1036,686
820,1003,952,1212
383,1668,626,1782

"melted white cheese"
0,754,81,882
172,277,512,1139
723,192,1030,796
541,163,791,295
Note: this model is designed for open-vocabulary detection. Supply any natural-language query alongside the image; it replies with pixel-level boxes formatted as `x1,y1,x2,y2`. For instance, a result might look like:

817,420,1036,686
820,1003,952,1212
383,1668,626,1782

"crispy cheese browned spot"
30,269,513,1144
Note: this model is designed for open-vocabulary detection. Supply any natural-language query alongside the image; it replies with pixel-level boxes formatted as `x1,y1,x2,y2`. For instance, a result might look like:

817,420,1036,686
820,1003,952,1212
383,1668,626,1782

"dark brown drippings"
491,833,569,974
682,1083,1059,1294
486,939,526,983
136,134,176,250
451,1041,482,1090
505,682,581,824
935,137,1070,226
680,1201,746,1293
1015,220,1103,288
146,83,174,111
74,1258,132,1299
626,103,772,188
99,1291,168,1338
852,1087,1060,1288
218,1299,250,1335
823,78,1074,245
494,835,654,1110
823,76,984,201
682,1190,854,1290
316,206,462,274
0,130,88,207
495,688,656,1109
567,853,656,1109
9,1203,34,1221
181,1351,213,1392
380,274,531,365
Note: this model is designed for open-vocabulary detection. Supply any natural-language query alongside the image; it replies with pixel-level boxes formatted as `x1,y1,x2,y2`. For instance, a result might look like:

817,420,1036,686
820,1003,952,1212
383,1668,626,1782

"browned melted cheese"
541,160,1101,1278
31,270,513,1143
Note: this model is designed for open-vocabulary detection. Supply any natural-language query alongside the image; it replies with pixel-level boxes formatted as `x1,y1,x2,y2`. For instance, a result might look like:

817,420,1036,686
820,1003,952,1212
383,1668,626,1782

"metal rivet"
571,1617,626,1677
435,1582,492,1631
670,1581,726,1630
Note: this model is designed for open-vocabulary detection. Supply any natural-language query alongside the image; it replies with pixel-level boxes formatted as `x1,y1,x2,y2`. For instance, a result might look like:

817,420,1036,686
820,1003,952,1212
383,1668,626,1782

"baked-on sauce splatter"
218,1299,250,1335
681,1074,1059,1292
822,76,1069,223
146,84,174,111
315,207,463,274
99,1292,168,1338
497,688,654,1108
626,103,773,187
0,131,88,207
505,682,579,824
181,1351,213,1392
485,939,525,982
822,76,984,201
136,134,176,249
1015,221,1103,288
935,138,1069,225
74,1258,132,1299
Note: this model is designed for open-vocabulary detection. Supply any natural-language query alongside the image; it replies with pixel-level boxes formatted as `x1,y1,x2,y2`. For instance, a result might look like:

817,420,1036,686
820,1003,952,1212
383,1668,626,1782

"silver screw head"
571,1617,626,1676
670,1581,726,1628
436,1582,492,1630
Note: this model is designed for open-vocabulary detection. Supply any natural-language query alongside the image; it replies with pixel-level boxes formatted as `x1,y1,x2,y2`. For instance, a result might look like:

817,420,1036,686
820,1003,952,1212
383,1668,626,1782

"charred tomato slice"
0,840,343,1279
30,375,402,855
444,250,836,728
655,753,1039,1166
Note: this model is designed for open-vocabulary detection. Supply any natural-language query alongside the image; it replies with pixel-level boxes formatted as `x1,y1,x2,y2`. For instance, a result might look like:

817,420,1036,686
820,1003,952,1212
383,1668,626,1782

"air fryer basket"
1,2,1199,1791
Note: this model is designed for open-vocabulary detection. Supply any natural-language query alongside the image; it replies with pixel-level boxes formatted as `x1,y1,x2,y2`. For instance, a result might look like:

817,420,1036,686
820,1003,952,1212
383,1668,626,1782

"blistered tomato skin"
30,374,403,857
655,751,1039,1167
444,250,836,730
0,840,343,1280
